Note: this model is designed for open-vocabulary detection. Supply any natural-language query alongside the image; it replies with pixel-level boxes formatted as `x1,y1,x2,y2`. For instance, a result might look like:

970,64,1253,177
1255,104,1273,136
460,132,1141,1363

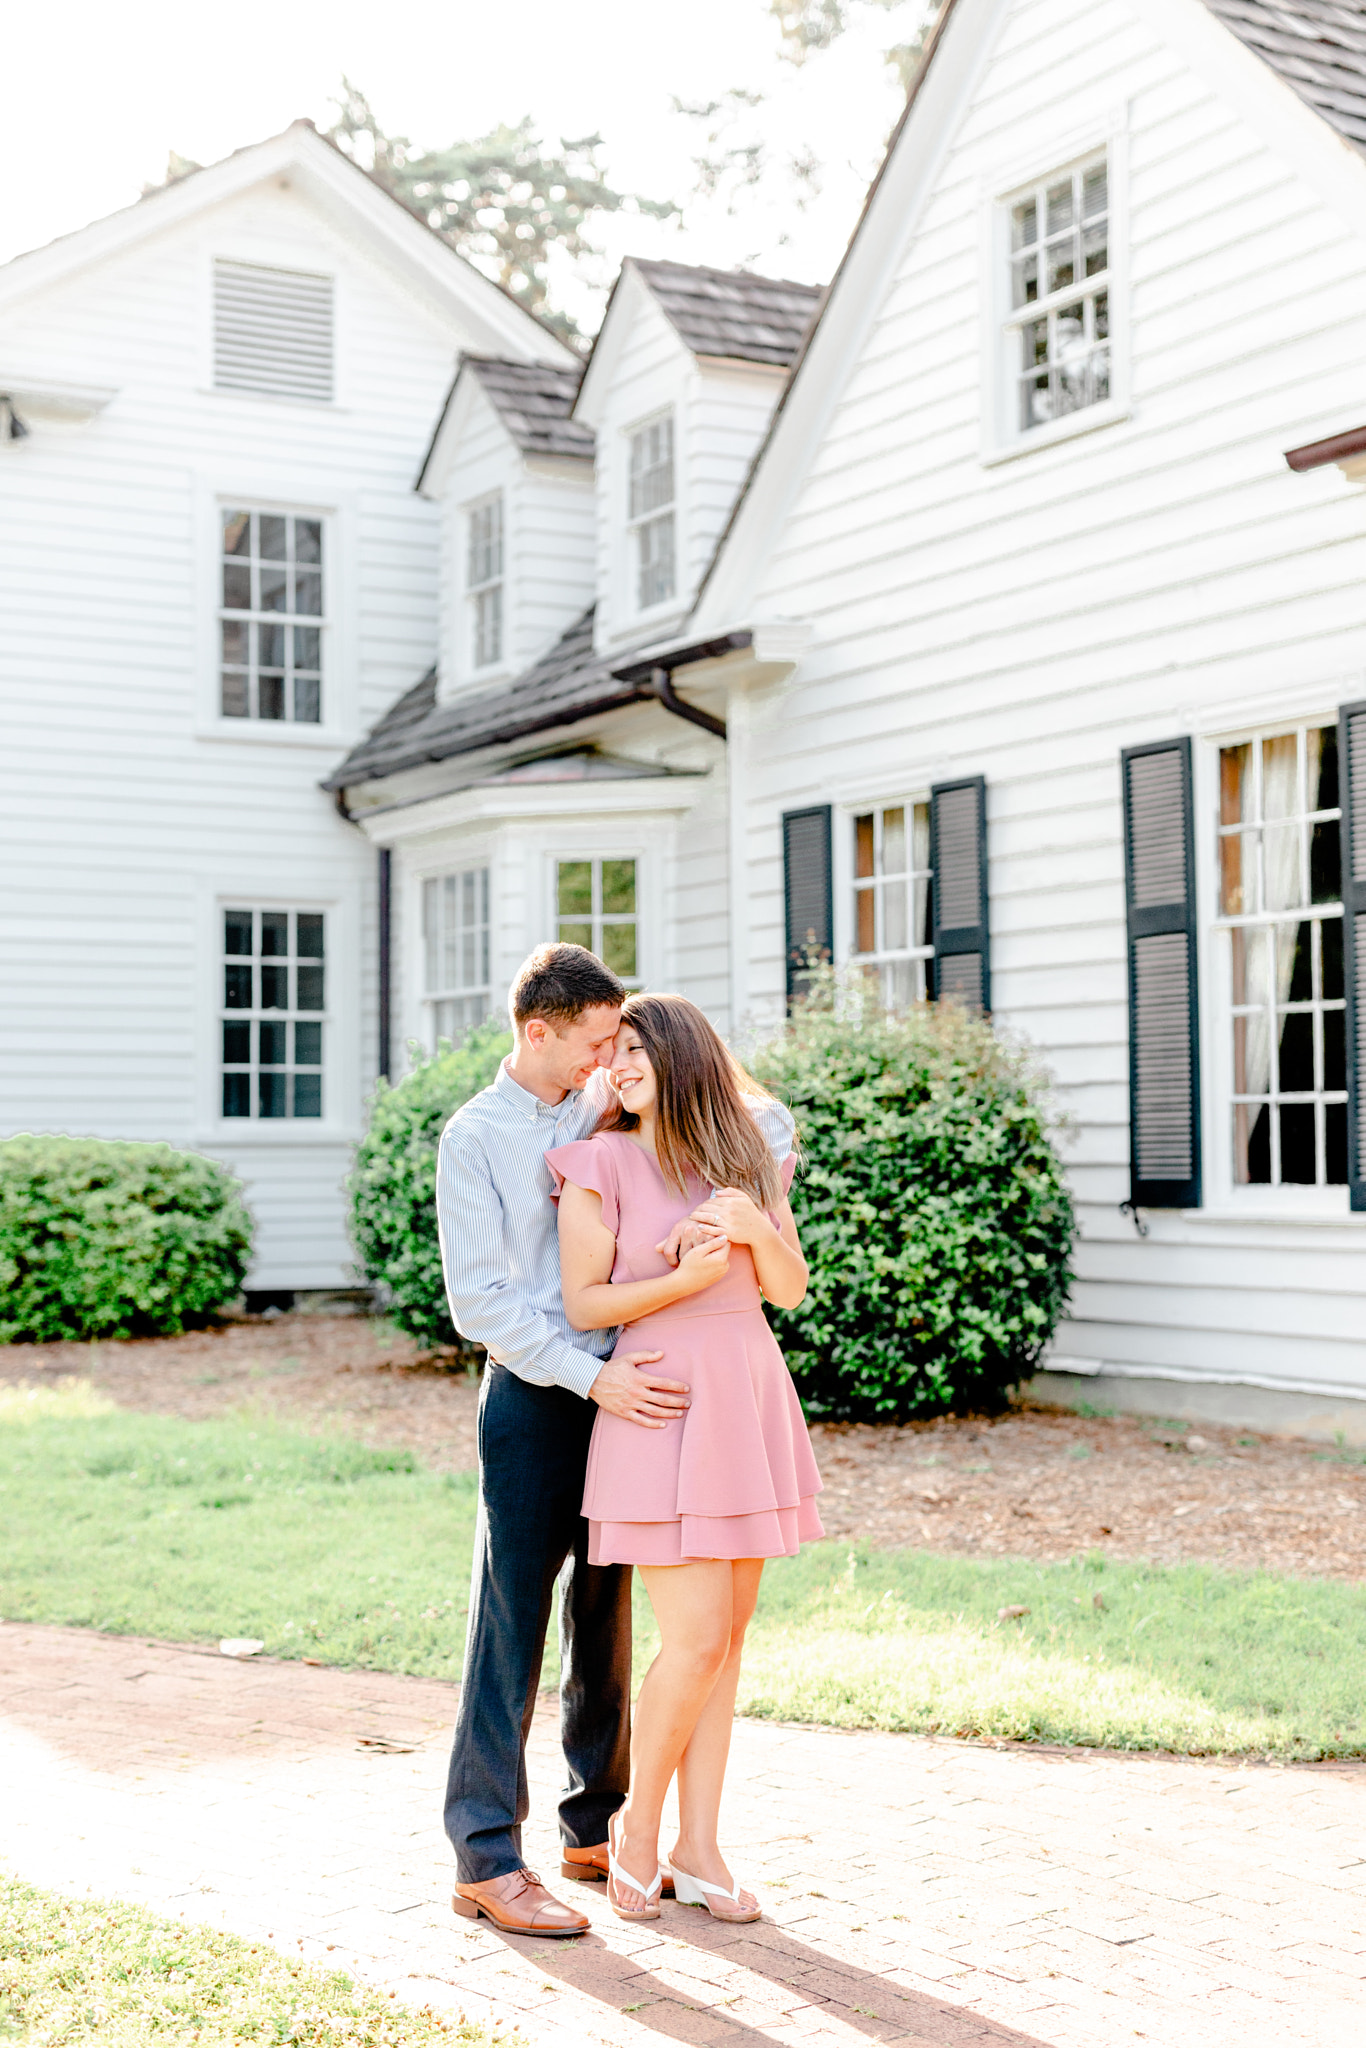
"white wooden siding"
723,0,1366,1398
0,176,519,1285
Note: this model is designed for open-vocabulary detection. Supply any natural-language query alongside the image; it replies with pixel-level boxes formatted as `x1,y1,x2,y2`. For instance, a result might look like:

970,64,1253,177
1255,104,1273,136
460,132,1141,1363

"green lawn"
0,1872,496,2046
2,1382,1363,1758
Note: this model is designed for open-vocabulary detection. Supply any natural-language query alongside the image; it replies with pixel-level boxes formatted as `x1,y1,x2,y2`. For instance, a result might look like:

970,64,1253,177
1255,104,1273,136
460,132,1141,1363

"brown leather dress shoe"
451,1867,588,1938
562,1841,674,1896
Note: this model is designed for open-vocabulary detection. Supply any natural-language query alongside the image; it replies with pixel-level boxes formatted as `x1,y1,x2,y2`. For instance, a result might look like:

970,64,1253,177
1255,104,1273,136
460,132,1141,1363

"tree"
769,0,946,90
324,82,677,345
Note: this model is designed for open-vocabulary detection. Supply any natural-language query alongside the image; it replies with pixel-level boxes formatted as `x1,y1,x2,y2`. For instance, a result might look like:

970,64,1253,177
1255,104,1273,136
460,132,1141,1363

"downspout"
377,847,392,1083
649,664,727,740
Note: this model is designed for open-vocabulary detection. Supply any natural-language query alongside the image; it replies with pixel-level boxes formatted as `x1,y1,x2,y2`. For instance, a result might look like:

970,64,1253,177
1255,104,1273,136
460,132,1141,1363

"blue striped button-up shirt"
435,1059,794,1400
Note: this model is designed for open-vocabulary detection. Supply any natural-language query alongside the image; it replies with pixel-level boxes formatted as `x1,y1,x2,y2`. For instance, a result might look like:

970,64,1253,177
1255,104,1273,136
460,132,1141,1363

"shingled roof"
463,356,595,459
1204,1,1366,149
629,259,823,367
325,607,646,790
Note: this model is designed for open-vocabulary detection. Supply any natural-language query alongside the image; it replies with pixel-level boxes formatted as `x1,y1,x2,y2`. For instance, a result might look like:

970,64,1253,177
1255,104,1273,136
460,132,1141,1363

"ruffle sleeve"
545,1137,620,1234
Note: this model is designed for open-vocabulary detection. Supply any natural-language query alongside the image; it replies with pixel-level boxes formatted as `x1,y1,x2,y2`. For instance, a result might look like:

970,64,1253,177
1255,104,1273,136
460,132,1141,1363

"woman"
546,994,823,1926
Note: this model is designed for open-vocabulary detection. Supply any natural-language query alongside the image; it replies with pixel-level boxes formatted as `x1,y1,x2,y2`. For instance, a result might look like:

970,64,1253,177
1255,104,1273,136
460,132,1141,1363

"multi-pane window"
851,802,933,1007
221,908,324,1120
220,509,323,723
423,868,491,1048
556,858,640,983
628,415,675,610
467,496,503,669
1217,724,1346,1186
1006,154,1109,435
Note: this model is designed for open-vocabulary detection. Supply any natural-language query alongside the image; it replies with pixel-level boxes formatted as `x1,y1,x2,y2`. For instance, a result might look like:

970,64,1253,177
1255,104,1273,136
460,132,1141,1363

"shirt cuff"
557,1350,607,1401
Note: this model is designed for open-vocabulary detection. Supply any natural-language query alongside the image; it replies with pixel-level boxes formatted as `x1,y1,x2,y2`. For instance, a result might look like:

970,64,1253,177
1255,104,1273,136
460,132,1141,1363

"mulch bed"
4,1314,1363,1581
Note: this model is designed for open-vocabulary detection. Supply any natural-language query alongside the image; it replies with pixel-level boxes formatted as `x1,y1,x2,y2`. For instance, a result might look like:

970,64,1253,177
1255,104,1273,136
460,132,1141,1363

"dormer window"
467,494,504,669
628,413,675,610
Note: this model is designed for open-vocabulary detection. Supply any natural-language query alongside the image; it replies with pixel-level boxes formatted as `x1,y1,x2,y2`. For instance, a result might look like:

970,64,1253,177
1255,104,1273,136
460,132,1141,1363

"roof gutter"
610,629,753,741
1284,425,1366,476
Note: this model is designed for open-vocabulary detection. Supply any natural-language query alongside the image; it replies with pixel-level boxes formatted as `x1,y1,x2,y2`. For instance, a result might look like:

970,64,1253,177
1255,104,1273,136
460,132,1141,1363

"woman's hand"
672,1232,730,1294
693,1187,772,1247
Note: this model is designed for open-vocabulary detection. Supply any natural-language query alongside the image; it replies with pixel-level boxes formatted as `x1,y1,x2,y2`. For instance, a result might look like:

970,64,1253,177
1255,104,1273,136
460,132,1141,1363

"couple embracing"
437,943,823,1934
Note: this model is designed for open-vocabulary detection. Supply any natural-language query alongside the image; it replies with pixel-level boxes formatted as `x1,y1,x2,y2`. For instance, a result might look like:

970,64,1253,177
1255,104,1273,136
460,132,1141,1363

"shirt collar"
495,1057,580,1122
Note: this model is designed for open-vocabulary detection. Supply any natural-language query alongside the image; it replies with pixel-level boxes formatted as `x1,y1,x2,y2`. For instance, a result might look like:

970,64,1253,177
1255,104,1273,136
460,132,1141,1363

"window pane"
221,619,248,665
600,922,637,978
1262,826,1300,912
1011,252,1038,309
1326,1102,1348,1184
882,807,906,874
295,570,323,617
883,878,908,952
1324,1008,1346,1092
261,912,289,956
221,672,250,718
259,1020,288,1067
224,963,253,1009
292,1072,322,1118
1221,833,1256,918
1262,732,1298,818
1311,725,1339,811
259,1071,288,1118
423,878,438,989
914,802,930,871
295,519,322,565
225,909,254,956
1082,162,1107,217
1046,237,1076,295
1283,920,1312,1004
223,563,251,610
296,965,325,1011
1278,1103,1316,1183
601,859,636,914
1082,219,1107,277
1010,197,1037,250
223,509,252,556
293,676,321,724
259,675,285,720
259,562,288,612
855,886,875,953
855,814,874,880
1277,1010,1313,1092
1310,819,1341,904
260,963,288,1010
558,861,592,916
222,1020,250,1064
258,623,285,670
293,625,321,671
259,514,288,561
295,1021,322,1066
296,913,324,959
1220,743,1252,827
1046,178,1074,234
1236,1101,1271,1184
223,1072,250,1118
559,921,592,950
1322,918,1344,1000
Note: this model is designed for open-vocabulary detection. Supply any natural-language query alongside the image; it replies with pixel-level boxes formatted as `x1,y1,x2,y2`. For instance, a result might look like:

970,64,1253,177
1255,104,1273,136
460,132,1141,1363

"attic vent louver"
213,260,334,403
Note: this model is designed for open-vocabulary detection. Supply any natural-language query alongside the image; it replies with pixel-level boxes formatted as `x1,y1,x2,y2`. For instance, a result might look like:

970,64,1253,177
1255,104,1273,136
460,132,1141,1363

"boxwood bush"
0,1135,254,1343
349,1021,512,1348
749,976,1075,1420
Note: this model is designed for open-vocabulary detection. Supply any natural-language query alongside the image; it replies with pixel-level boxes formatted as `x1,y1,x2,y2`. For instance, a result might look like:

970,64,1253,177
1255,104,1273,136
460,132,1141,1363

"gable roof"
627,259,823,366
0,122,575,366
462,357,595,458
1204,1,1366,150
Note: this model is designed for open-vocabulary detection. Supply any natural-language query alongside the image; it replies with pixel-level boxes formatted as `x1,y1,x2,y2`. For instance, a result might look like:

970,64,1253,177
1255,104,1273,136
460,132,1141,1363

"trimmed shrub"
749,977,1075,1421
0,1136,254,1343
349,1021,512,1347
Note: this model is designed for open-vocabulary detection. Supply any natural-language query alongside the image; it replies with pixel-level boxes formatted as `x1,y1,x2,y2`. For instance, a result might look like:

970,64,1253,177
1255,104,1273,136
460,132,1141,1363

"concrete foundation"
1023,1368,1366,1448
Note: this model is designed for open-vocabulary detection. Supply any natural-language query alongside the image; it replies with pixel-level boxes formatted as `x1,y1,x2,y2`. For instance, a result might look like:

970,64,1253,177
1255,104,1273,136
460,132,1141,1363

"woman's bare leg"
670,1558,765,1901
612,1560,734,1913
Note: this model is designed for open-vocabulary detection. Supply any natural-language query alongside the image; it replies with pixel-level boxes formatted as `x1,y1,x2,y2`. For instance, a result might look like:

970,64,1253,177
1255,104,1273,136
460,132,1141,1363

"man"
437,943,791,1937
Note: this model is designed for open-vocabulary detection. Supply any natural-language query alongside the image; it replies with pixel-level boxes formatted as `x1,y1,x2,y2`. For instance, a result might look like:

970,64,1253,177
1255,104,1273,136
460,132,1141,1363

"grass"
0,1871,499,2046
2,1383,1364,1758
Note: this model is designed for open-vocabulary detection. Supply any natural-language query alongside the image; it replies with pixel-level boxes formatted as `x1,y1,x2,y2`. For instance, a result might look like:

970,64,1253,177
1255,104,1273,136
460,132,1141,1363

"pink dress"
546,1131,824,1567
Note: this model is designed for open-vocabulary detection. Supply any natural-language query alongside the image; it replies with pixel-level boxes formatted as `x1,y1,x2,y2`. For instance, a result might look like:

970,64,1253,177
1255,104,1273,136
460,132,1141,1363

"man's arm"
436,1124,603,1399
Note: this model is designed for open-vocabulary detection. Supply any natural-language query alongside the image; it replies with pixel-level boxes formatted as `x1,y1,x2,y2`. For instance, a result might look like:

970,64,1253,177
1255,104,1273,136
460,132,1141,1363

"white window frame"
980,115,1130,466
219,905,328,1123
422,865,493,1050
466,493,505,673
218,507,327,727
550,850,645,988
626,410,678,616
847,796,935,1007
193,476,357,745
195,882,360,1146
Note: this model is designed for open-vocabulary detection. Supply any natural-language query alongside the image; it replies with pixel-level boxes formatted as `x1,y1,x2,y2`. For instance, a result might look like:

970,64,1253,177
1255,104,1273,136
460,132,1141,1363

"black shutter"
1122,737,1201,1209
782,804,832,1004
1341,699,1366,1210
930,775,990,1010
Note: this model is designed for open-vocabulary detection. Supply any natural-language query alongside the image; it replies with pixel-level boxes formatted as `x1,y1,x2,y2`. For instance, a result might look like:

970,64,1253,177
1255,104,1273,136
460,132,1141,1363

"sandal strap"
608,1821,661,1903
667,1861,741,1903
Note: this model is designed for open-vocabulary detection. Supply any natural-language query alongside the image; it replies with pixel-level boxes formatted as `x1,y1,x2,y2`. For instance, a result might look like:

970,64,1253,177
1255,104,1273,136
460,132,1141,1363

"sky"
2,0,919,328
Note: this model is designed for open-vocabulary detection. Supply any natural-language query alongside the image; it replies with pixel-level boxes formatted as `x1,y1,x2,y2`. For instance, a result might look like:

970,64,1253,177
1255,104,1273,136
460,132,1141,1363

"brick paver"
1,1622,1362,2047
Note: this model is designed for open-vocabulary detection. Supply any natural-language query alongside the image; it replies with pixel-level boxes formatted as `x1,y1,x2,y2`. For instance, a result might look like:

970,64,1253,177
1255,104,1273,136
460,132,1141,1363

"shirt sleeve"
435,1123,605,1402
750,1095,796,1165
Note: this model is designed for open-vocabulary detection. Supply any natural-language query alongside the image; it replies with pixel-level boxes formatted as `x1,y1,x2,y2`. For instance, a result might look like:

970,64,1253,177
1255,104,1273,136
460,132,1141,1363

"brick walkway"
1,1624,1362,2047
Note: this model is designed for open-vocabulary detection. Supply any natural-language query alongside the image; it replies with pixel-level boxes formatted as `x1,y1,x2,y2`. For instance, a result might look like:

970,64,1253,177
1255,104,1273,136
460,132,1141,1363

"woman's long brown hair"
596,993,785,1208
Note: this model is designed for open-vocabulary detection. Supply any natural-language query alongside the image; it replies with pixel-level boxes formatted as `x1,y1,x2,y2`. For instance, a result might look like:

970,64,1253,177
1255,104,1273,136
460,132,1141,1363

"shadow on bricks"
484,1908,1052,2044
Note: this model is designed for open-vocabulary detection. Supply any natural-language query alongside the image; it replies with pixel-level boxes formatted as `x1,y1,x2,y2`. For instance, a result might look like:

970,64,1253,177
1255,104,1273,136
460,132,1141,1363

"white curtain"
1241,732,1313,1102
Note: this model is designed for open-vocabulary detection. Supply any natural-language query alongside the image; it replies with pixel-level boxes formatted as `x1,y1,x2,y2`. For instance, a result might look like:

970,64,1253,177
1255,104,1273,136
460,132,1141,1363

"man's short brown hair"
508,943,626,1030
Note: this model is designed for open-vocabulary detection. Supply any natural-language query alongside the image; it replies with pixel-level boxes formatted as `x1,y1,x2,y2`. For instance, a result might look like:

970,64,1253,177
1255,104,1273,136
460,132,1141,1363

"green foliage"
749,976,1075,1420
0,1871,494,2045
325,82,677,343
0,1136,253,1344
348,1020,511,1348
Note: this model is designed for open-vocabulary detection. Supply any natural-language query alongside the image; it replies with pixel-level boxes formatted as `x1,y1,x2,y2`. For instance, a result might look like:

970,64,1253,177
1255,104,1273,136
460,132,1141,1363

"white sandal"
665,1858,761,1924
607,1812,662,1922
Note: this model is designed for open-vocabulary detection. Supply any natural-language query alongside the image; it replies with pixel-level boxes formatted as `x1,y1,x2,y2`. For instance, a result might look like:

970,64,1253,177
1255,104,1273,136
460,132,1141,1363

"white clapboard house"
0,121,577,1293
332,0,1366,1421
